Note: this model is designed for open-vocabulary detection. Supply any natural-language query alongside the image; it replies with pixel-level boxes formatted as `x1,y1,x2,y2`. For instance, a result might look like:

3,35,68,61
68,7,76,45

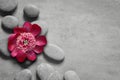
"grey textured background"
0,0,120,80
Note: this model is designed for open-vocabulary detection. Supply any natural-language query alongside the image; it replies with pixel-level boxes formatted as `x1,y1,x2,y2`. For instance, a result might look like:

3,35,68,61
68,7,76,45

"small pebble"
48,71,62,80
24,4,39,18
64,71,80,80
0,0,18,12
32,20,48,35
44,44,65,61
2,16,18,29
14,69,32,80
37,63,55,80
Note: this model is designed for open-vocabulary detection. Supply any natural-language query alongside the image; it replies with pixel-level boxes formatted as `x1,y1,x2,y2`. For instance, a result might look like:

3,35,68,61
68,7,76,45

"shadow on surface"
17,60,35,68
0,7,17,17
1,24,13,34
0,50,11,60
36,71,41,80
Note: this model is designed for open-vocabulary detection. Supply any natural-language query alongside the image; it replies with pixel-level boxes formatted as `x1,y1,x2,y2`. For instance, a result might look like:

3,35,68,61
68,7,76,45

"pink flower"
8,22,47,62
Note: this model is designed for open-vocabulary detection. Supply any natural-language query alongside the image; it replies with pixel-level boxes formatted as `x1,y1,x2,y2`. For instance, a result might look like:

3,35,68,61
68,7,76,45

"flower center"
16,32,36,52
23,40,28,45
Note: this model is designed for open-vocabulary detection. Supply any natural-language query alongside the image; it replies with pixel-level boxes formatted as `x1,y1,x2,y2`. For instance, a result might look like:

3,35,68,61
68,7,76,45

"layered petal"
23,22,32,32
14,27,26,34
27,51,36,61
36,36,47,46
16,52,27,62
8,34,19,51
30,24,41,36
33,45,43,54
11,48,20,57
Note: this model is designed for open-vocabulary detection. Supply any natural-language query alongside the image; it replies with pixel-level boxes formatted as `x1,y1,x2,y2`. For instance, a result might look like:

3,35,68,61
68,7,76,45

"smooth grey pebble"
14,69,32,80
32,20,48,35
0,37,10,57
2,16,18,29
24,4,39,18
0,0,18,12
37,63,55,80
47,71,62,80
44,44,65,61
64,71,80,80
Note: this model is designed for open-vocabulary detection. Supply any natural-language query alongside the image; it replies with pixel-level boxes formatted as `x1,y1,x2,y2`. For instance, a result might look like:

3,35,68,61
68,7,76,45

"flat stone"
44,44,65,61
37,63,55,80
0,0,18,12
24,4,39,18
32,20,48,35
0,37,10,57
48,71,62,80
14,69,32,80
2,16,18,29
64,71,80,80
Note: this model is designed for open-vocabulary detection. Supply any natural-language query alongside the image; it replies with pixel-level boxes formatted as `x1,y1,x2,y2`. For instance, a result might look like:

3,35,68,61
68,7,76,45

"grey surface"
0,0,120,80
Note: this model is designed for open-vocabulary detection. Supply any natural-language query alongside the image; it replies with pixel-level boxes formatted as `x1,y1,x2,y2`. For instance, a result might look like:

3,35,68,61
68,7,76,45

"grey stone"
37,63,55,80
0,37,10,57
48,71,62,80
64,71,80,80
24,4,39,18
44,44,65,61
32,20,48,35
0,0,18,12
2,16,18,29
14,69,32,80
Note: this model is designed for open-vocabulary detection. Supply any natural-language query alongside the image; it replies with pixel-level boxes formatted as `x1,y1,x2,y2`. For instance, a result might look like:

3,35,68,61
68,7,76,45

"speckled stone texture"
0,0,120,80
2,16,18,29
37,63,55,80
14,69,32,80
44,44,65,61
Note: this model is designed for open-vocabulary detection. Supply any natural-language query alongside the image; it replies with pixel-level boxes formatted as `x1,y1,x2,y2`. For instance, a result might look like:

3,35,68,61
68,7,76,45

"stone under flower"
8,22,47,62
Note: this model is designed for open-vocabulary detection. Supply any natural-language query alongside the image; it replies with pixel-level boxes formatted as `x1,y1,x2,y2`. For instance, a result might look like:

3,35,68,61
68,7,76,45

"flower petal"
8,34,19,51
33,46,43,54
11,48,19,57
16,52,27,63
27,51,36,61
36,36,47,46
23,22,32,32
14,27,26,34
30,24,41,36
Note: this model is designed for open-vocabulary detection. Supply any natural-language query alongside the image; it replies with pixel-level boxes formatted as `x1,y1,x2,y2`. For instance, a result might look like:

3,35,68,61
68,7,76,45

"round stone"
2,16,18,29
32,20,48,35
0,0,18,12
48,71,62,80
24,4,39,18
44,44,65,61
0,37,10,57
64,71,80,80
14,69,32,80
37,63,55,80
